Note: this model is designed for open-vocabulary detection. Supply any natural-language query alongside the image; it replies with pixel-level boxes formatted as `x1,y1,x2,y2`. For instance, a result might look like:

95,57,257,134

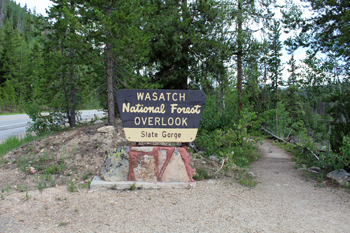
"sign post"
99,89,207,185
116,89,206,143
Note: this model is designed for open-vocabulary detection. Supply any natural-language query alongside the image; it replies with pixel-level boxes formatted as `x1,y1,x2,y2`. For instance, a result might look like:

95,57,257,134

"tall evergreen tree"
225,0,276,114
80,0,155,125
39,0,91,127
267,19,283,135
283,54,304,134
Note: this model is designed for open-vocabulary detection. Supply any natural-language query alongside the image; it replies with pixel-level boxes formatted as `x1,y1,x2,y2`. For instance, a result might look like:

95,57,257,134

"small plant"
6,182,10,194
37,179,46,192
129,183,136,190
82,172,91,180
67,179,77,192
234,168,258,187
45,164,59,174
50,178,56,187
0,154,5,165
25,191,30,200
193,167,210,181
18,156,30,173
39,151,49,164
60,162,66,172
58,222,69,227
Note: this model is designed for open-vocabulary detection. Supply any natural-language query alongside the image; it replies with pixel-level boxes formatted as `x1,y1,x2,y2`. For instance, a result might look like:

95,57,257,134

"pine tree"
145,0,229,90
283,54,304,134
267,19,283,136
225,0,276,114
39,0,92,127
0,20,21,112
80,0,155,125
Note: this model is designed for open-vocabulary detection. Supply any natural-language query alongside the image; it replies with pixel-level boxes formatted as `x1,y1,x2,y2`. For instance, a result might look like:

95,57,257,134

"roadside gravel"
1,140,349,232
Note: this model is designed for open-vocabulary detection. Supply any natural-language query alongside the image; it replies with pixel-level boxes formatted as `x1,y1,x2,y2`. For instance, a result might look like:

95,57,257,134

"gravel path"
1,140,350,232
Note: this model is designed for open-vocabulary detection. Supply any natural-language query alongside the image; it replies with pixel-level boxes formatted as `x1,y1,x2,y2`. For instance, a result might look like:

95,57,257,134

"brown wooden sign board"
116,89,206,142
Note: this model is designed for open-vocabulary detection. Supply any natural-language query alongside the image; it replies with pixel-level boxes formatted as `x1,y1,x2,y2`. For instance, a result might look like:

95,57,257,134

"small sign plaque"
116,89,206,142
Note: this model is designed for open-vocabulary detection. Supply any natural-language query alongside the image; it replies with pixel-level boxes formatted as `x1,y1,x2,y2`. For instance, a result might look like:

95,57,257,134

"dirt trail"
1,140,350,232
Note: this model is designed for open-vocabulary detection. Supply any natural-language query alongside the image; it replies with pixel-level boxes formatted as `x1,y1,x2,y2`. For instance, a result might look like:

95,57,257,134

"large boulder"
327,169,350,186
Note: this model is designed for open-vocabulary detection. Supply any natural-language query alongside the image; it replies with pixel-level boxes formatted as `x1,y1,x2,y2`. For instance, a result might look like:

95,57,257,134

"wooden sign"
116,89,206,142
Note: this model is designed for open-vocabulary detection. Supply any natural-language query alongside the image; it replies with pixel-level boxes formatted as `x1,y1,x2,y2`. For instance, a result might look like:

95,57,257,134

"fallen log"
261,127,319,161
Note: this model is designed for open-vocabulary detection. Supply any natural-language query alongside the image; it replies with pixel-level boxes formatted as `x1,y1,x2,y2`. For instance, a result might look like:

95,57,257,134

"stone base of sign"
99,145,195,185
100,147,130,182
90,176,196,190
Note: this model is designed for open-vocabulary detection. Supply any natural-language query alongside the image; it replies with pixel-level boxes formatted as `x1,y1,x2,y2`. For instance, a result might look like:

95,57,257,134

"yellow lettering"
145,92,151,101
159,93,165,101
137,92,144,100
134,117,140,125
155,117,160,126
152,92,158,101
122,103,130,112
148,117,153,126
175,117,181,126
172,93,178,101
168,117,174,126
161,117,167,126
141,117,147,125
160,104,165,113
194,105,201,114
182,118,188,126
166,93,171,101
170,104,178,113
179,93,185,101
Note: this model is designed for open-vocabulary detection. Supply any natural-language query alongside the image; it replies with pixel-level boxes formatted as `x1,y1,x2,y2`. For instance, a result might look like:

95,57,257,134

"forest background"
0,0,349,175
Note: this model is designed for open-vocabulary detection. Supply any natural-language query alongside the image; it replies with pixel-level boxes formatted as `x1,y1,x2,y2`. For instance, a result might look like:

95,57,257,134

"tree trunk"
106,42,115,126
106,6,115,126
275,76,278,136
237,1,243,114
181,0,189,90
69,47,76,127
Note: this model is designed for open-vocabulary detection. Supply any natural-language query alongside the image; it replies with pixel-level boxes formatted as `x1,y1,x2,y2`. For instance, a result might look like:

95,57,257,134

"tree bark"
275,73,278,136
181,0,189,90
106,5,115,126
69,47,76,127
237,1,243,114
106,41,115,126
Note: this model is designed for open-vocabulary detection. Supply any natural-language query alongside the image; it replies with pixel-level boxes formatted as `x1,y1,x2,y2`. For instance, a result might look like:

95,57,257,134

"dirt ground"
1,123,350,232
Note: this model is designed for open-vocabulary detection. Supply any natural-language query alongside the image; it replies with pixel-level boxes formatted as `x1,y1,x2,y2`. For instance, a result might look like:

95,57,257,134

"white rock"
97,126,115,133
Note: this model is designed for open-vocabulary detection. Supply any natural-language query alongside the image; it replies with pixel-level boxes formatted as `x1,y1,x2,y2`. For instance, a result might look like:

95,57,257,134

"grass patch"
235,169,258,187
0,131,58,163
0,134,37,162
193,167,210,180
44,164,59,174
129,182,136,190
67,179,77,192
58,222,69,227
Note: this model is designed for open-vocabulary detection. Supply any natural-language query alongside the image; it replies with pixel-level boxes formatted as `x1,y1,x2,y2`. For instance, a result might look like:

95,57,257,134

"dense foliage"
0,0,349,170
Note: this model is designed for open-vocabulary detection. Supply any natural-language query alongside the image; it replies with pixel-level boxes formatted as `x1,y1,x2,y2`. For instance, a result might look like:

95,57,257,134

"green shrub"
193,167,210,180
44,164,59,174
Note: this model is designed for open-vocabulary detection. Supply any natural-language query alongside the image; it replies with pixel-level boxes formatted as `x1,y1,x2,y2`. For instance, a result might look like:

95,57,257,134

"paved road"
0,110,105,141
